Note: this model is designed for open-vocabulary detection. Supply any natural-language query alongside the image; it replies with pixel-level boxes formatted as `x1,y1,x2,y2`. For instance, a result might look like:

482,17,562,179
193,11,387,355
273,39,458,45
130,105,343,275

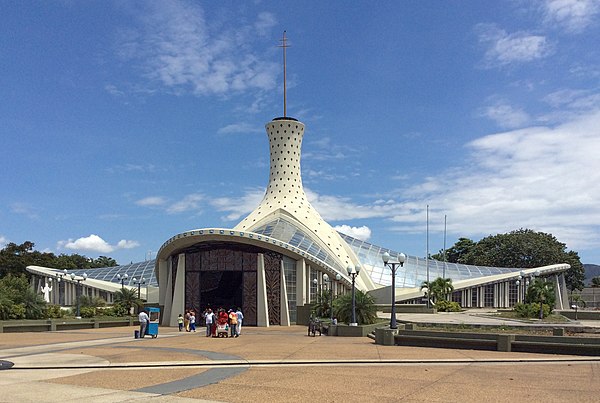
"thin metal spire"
278,31,289,117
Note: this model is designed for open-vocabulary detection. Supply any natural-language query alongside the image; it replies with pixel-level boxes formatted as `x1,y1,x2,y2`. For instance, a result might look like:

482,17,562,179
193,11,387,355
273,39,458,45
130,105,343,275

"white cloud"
167,193,204,214
217,123,263,135
480,100,531,128
10,202,39,219
210,188,265,221
392,108,600,253
305,189,400,221
136,196,168,207
333,225,372,241
0,235,8,247
542,88,600,110
543,0,600,33
116,2,278,97
116,239,140,249
477,24,553,68
59,234,140,253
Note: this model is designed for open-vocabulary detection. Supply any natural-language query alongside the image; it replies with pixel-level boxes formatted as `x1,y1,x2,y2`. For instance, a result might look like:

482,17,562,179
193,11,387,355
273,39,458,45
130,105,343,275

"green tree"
432,238,476,263
420,277,454,304
93,256,117,268
113,287,142,315
525,279,555,319
562,250,585,293
454,229,584,293
0,241,36,278
571,294,586,308
79,295,107,308
0,274,47,319
592,277,600,287
332,290,377,325
0,241,119,279
312,288,332,318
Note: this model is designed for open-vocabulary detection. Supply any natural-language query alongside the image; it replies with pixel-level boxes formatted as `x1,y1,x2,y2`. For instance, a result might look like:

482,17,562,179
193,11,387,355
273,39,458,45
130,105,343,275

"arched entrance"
181,243,282,326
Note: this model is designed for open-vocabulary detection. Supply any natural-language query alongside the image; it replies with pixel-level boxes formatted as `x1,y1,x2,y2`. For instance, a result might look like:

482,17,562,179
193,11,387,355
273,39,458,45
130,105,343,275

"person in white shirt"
138,310,149,338
204,308,214,337
235,307,244,336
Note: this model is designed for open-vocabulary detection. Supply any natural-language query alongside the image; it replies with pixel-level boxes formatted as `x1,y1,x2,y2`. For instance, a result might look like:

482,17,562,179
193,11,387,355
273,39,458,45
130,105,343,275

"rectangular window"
310,267,318,302
485,284,495,307
283,257,297,323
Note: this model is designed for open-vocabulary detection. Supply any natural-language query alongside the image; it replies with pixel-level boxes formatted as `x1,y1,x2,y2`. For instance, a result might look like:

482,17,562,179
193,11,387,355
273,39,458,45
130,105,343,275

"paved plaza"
1,314,600,402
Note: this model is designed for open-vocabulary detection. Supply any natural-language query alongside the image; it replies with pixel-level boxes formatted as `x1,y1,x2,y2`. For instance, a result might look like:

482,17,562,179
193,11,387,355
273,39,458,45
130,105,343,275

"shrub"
514,302,552,318
332,290,378,325
97,306,122,317
79,307,96,318
9,303,26,319
436,300,461,312
46,304,64,319
79,296,107,308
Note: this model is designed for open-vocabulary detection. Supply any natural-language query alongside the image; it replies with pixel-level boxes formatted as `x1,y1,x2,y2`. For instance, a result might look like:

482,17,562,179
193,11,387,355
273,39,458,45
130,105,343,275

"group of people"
178,307,244,338
178,310,198,332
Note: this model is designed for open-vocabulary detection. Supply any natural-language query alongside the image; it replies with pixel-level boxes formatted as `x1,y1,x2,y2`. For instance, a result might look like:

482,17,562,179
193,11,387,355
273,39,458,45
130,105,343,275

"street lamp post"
346,264,360,326
52,269,69,306
382,252,406,330
322,273,331,321
333,273,341,323
70,272,88,319
116,273,129,289
133,277,145,299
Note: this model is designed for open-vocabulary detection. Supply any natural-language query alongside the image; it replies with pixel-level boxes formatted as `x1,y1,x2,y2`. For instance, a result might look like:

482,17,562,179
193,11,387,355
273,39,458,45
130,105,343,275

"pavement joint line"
0,332,184,359
8,356,600,370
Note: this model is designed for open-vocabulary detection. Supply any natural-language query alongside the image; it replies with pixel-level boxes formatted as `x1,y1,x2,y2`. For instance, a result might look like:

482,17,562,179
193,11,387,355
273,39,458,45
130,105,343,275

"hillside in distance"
584,264,600,285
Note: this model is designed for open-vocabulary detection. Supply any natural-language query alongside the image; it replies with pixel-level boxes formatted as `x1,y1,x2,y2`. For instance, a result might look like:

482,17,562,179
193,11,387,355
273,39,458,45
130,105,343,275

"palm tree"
312,288,332,318
113,287,142,316
526,279,555,319
332,290,377,325
420,277,454,304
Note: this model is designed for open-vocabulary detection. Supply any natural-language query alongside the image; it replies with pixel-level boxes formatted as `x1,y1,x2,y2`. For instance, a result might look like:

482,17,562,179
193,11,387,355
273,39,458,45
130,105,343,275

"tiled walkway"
1,318,599,402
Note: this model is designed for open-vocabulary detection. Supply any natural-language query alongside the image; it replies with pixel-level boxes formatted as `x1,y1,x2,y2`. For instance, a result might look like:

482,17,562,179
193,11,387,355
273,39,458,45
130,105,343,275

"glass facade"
283,256,297,323
68,259,157,286
252,217,525,290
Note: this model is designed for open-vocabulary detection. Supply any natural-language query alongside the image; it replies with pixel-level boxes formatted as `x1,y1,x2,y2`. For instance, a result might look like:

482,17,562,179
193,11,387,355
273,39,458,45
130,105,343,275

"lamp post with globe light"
382,252,406,329
70,272,88,318
133,277,145,300
116,273,129,289
346,264,360,326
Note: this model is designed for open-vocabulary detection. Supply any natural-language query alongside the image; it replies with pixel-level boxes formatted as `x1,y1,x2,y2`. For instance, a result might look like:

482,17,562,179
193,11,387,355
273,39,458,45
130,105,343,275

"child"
178,314,184,331
189,311,196,332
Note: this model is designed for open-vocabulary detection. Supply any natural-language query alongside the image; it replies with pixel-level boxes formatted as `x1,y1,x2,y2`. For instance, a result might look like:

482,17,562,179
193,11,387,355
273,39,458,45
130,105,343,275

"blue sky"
2,0,600,265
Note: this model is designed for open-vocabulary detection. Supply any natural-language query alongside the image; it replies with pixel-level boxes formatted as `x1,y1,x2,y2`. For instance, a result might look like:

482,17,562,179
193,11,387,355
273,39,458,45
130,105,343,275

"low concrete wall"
557,310,600,321
391,328,600,356
377,304,437,314
0,318,136,333
329,322,386,337
296,304,314,326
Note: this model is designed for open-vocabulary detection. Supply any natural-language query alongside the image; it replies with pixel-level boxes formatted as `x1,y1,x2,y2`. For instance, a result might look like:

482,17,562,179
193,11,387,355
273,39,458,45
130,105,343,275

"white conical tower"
234,116,373,289
236,32,373,289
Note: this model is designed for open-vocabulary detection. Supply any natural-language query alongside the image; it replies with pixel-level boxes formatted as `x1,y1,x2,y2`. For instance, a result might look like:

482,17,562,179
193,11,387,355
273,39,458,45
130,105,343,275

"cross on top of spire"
278,31,289,117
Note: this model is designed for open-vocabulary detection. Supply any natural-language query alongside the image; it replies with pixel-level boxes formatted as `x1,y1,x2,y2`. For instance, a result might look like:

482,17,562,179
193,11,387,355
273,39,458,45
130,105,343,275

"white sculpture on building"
40,281,52,303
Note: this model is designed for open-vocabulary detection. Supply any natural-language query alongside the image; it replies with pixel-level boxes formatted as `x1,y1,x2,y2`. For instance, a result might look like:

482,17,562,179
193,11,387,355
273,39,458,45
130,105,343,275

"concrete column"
256,254,269,327
167,253,186,327
296,258,307,306
280,260,290,326
157,258,168,307
497,334,514,352
555,273,568,310
162,257,174,326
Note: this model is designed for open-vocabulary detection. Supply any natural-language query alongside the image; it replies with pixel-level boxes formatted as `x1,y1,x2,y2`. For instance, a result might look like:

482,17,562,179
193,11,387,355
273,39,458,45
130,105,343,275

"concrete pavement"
1,318,600,402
